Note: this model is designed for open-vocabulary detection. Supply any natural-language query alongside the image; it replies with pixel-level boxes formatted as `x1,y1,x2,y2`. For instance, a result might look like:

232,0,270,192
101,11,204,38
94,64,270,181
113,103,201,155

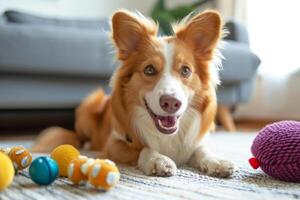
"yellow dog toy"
0,146,32,190
1,146,32,172
51,145,120,190
0,152,14,190
51,144,80,177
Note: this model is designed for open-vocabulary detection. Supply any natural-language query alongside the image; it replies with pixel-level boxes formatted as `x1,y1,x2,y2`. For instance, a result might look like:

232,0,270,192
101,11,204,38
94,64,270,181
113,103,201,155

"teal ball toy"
29,157,59,185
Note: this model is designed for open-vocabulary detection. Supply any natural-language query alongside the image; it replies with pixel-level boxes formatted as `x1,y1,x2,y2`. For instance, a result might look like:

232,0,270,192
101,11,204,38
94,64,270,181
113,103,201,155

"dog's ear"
112,10,158,60
176,11,222,59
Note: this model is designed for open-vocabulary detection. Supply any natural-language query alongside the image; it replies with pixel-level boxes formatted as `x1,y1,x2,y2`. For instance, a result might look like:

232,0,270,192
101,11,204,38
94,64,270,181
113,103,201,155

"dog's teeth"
158,119,177,130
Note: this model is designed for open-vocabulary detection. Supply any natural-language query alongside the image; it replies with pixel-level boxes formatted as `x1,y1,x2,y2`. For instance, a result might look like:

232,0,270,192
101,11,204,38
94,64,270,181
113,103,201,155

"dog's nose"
159,95,182,113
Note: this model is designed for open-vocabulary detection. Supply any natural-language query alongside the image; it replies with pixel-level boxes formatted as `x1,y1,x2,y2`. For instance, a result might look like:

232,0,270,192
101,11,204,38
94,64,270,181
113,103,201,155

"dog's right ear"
111,10,158,60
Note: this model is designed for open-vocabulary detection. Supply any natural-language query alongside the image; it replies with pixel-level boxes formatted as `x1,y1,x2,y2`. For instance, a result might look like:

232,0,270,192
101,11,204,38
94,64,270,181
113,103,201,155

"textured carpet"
1,133,300,200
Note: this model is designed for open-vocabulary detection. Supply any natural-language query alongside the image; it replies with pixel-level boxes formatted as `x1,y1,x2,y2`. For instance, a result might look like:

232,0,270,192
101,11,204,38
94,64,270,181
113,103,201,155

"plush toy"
29,156,59,185
249,121,300,182
88,159,120,190
0,152,15,190
8,146,32,171
51,144,80,177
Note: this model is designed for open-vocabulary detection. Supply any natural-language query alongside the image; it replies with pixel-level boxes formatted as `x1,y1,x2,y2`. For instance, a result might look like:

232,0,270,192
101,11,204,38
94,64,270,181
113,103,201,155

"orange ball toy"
88,159,120,190
8,146,32,171
68,156,94,184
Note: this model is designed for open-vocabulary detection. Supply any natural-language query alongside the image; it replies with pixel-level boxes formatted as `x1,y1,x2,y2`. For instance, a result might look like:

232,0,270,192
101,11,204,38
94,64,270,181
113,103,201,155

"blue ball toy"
29,157,59,185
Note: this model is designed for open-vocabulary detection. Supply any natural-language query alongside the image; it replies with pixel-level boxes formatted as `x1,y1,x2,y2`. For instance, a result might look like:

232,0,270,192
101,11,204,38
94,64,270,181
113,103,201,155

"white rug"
1,133,300,200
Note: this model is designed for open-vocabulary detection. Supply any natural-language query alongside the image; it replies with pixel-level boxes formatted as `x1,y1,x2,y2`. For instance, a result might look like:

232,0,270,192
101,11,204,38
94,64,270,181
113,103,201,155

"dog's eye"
180,65,192,78
144,65,157,76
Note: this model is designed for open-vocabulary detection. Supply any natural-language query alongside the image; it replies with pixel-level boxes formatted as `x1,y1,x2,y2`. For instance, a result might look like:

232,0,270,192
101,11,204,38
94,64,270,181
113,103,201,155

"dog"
32,9,234,177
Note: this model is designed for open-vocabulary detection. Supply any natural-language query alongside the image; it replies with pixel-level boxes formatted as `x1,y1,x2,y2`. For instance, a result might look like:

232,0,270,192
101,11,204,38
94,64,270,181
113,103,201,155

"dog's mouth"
144,100,179,135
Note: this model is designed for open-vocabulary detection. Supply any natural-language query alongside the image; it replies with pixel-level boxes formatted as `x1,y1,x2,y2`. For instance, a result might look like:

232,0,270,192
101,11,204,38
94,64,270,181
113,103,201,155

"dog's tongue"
158,116,177,128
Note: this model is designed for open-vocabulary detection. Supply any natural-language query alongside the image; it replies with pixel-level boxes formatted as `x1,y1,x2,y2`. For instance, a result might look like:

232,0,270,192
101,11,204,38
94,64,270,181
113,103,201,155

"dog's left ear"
176,11,222,59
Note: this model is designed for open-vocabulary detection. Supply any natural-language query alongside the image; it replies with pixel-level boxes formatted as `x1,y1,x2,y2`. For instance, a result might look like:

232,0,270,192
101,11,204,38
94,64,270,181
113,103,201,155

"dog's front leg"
138,148,177,176
189,145,234,178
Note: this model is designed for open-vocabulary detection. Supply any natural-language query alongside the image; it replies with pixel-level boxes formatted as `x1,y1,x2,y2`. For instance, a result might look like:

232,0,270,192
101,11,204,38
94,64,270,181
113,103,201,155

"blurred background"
0,0,299,134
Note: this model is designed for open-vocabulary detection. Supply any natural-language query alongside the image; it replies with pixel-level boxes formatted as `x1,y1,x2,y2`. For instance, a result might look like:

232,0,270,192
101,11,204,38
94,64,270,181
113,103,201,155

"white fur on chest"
134,107,201,165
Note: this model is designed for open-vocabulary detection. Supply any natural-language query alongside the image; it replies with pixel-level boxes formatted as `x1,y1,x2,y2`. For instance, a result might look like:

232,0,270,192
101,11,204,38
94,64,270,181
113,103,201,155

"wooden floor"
216,119,276,132
235,119,280,132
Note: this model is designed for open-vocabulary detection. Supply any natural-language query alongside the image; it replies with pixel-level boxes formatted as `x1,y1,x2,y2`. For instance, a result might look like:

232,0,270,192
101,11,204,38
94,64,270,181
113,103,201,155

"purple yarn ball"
251,121,300,182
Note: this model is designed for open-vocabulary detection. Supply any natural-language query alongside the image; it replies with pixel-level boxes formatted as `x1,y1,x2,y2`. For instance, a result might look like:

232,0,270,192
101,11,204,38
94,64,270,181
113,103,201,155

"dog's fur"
32,10,234,177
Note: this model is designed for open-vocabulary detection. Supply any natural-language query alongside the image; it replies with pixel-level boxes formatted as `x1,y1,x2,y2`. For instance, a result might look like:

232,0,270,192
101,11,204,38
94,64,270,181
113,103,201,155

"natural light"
247,0,300,76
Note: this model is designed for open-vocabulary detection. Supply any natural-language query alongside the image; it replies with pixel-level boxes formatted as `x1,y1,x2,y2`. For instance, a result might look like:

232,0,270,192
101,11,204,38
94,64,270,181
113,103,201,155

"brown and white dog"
32,10,234,177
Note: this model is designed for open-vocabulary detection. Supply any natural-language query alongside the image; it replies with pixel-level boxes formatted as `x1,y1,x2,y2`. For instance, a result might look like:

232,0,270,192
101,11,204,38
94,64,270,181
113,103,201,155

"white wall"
235,0,300,120
235,74,300,120
0,0,194,18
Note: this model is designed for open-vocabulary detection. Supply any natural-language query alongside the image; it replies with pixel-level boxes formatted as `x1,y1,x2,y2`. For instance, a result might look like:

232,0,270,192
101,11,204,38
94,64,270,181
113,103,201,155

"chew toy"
8,146,32,171
29,157,59,185
88,159,120,190
68,156,94,184
67,156,120,190
0,144,120,190
51,144,80,177
0,147,11,155
0,152,15,190
249,121,300,182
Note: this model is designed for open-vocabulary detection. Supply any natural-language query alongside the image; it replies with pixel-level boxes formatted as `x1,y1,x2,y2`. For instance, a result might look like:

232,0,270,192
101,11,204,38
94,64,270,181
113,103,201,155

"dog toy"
29,156,59,185
249,121,300,182
68,156,94,184
88,159,120,190
51,144,80,177
67,156,120,190
50,144,120,190
0,152,15,190
8,146,32,171
0,147,11,155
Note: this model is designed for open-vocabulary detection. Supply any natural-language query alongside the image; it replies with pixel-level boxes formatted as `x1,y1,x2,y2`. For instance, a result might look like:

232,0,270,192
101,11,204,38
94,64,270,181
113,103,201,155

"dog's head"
110,10,222,138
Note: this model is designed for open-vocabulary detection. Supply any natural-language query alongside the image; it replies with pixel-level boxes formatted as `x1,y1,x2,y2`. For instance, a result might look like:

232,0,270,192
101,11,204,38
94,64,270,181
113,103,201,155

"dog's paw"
199,157,234,178
141,155,177,177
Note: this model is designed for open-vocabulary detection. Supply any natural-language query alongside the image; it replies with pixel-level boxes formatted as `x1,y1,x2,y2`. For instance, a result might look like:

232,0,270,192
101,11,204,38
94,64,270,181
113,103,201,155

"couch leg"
217,104,236,132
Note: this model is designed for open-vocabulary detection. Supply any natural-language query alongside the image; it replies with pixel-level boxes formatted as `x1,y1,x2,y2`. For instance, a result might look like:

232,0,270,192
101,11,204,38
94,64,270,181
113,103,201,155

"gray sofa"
0,11,260,130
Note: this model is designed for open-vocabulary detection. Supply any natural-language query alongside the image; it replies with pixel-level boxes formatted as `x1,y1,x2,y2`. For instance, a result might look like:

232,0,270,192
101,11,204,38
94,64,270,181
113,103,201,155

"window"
247,0,300,76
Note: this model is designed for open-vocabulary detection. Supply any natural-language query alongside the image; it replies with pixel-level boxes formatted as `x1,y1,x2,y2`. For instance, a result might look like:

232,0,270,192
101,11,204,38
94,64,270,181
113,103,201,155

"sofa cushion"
0,74,110,109
220,41,260,84
0,15,7,24
0,23,118,78
4,10,110,30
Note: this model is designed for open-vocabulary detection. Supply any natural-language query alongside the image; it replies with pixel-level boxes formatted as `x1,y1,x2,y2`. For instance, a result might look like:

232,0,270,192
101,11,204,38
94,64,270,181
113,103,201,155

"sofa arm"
224,19,249,45
219,41,260,84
